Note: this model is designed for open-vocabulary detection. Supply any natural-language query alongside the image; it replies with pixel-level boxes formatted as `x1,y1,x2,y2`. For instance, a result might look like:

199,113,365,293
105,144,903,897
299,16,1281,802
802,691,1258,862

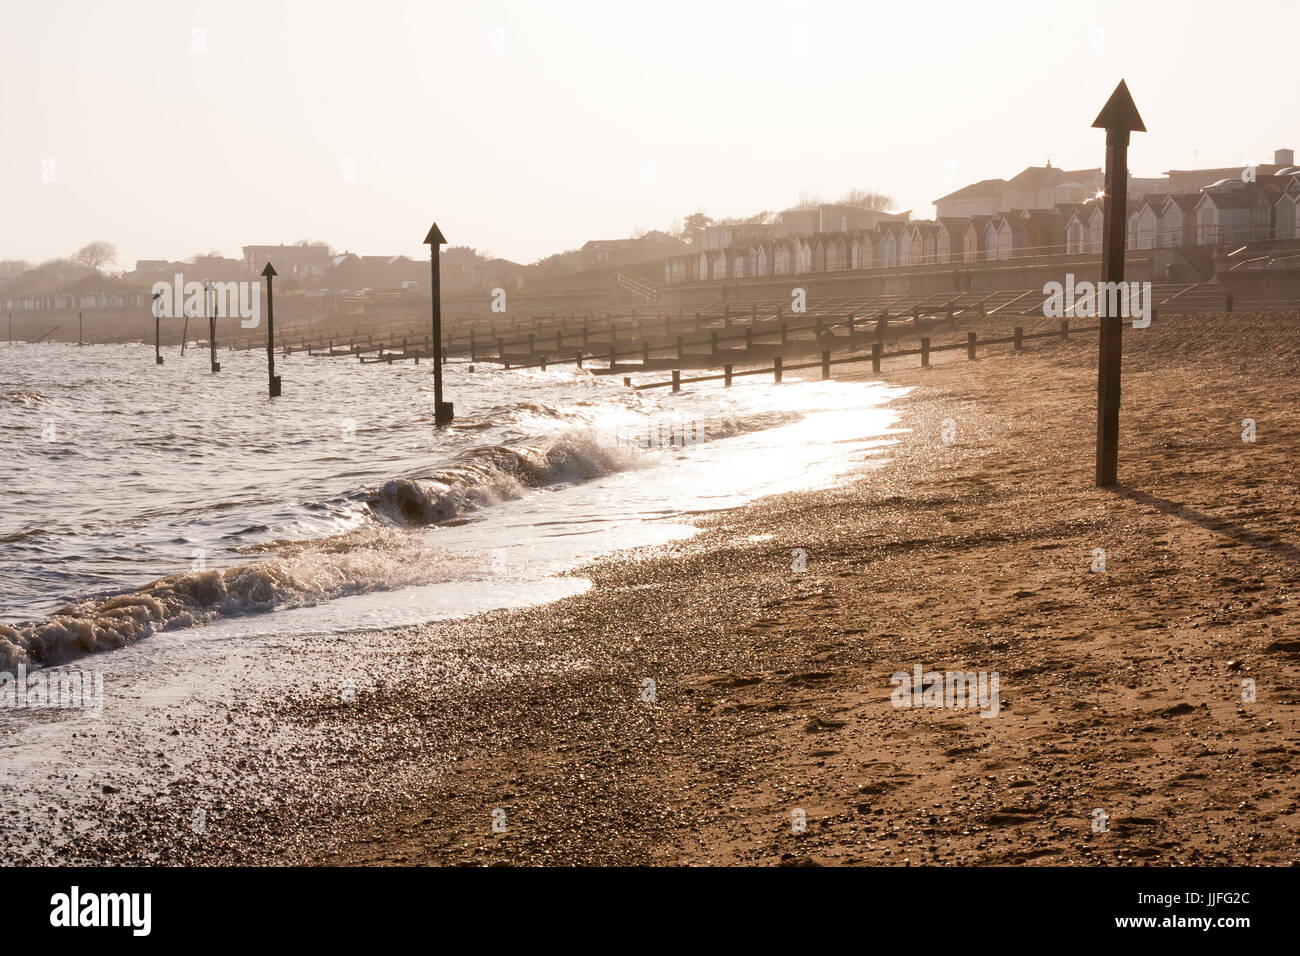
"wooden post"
871,341,881,373
773,356,782,383
921,336,930,367
967,331,977,360
724,363,733,386
1092,79,1145,487
424,223,452,424
576,348,583,369
780,322,788,347
876,312,887,343
642,341,650,366
623,376,631,387
672,369,680,393
1014,326,1023,351
821,349,831,379
262,263,281,397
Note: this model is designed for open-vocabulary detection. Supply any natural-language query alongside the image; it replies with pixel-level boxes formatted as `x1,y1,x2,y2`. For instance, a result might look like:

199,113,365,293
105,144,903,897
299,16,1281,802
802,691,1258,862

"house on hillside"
242,243,331,281
583,231,687,271
933,178,1006,219
1001,164,1102,211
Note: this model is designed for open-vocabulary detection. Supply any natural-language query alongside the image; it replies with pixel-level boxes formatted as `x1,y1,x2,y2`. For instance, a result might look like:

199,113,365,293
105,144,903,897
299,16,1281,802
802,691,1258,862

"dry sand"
19,311,1299,866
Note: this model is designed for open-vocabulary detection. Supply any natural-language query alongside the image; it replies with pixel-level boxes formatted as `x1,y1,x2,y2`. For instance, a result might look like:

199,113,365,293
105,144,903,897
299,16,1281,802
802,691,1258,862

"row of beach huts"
665,168,1300,284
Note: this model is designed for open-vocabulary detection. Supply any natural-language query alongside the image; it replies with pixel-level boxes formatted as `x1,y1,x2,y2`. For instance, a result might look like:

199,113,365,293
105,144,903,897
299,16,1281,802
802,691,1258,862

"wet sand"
12,311,1299,866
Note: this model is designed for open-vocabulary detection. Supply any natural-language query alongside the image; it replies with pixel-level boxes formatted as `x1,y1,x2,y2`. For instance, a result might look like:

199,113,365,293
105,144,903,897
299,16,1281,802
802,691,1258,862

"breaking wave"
0,413,802,670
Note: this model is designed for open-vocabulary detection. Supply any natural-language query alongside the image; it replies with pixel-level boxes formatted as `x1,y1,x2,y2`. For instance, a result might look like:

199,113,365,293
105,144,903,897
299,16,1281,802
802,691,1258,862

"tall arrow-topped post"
1092,80,1145,487
424,222,453,425
152,291,164,365
262,262,281,397
206,281,221,373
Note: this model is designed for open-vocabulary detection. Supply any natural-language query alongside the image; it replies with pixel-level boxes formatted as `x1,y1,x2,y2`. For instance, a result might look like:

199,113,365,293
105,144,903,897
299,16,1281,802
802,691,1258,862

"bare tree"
840,187,895,210
72,241,116,271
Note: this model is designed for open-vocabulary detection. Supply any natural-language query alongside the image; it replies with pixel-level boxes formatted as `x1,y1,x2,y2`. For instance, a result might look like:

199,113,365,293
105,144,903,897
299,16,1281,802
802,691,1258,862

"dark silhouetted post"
871,341,881,373
207,282,220,372
1092,79,1146,487
821,349,830,379
152,292,164,365
672,369,680,392
967,331,977,360
424,222,453,425
724,363,733,386
774,356,782,383
78,312,83,346
921,336,931,367
262,263,281,397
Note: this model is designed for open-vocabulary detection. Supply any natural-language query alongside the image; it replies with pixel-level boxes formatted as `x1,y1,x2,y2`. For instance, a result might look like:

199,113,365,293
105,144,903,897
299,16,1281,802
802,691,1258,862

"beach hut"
1065,209,1087,254
1274,191,1296,241
811,235,827,272
1195,188,1256,245
986,216,1009,260
897,224,914,266
907,223,925,264
727,247,746,279
850,233,874,269
755,243,771,277
963,216,989,261
1158,195,1198,248
824,235,844,271
935,219,967,264
1127,197,1159,250
1086,205,1104,253
773,241,793,275
877,224,901,268
1253,186,1281,241
920,224,939,264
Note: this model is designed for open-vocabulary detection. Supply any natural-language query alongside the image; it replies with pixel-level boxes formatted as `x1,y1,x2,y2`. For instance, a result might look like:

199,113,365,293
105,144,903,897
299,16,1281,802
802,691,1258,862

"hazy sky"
3,0,1298,271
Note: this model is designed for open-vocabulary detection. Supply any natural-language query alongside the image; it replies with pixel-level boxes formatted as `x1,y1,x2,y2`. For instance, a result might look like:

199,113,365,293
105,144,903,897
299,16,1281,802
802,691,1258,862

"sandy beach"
13,310,1298,866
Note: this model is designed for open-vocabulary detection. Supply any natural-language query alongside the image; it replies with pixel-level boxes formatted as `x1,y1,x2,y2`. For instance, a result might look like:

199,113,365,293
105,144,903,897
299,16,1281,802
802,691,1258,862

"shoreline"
7,311,1298,865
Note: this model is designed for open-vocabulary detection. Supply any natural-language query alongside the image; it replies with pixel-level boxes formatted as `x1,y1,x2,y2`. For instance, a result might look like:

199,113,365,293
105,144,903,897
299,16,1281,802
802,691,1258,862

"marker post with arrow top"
262,262,281,397
1091,79,1145,488
206,281,221,373
152,292,164,365
424,222,453,425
